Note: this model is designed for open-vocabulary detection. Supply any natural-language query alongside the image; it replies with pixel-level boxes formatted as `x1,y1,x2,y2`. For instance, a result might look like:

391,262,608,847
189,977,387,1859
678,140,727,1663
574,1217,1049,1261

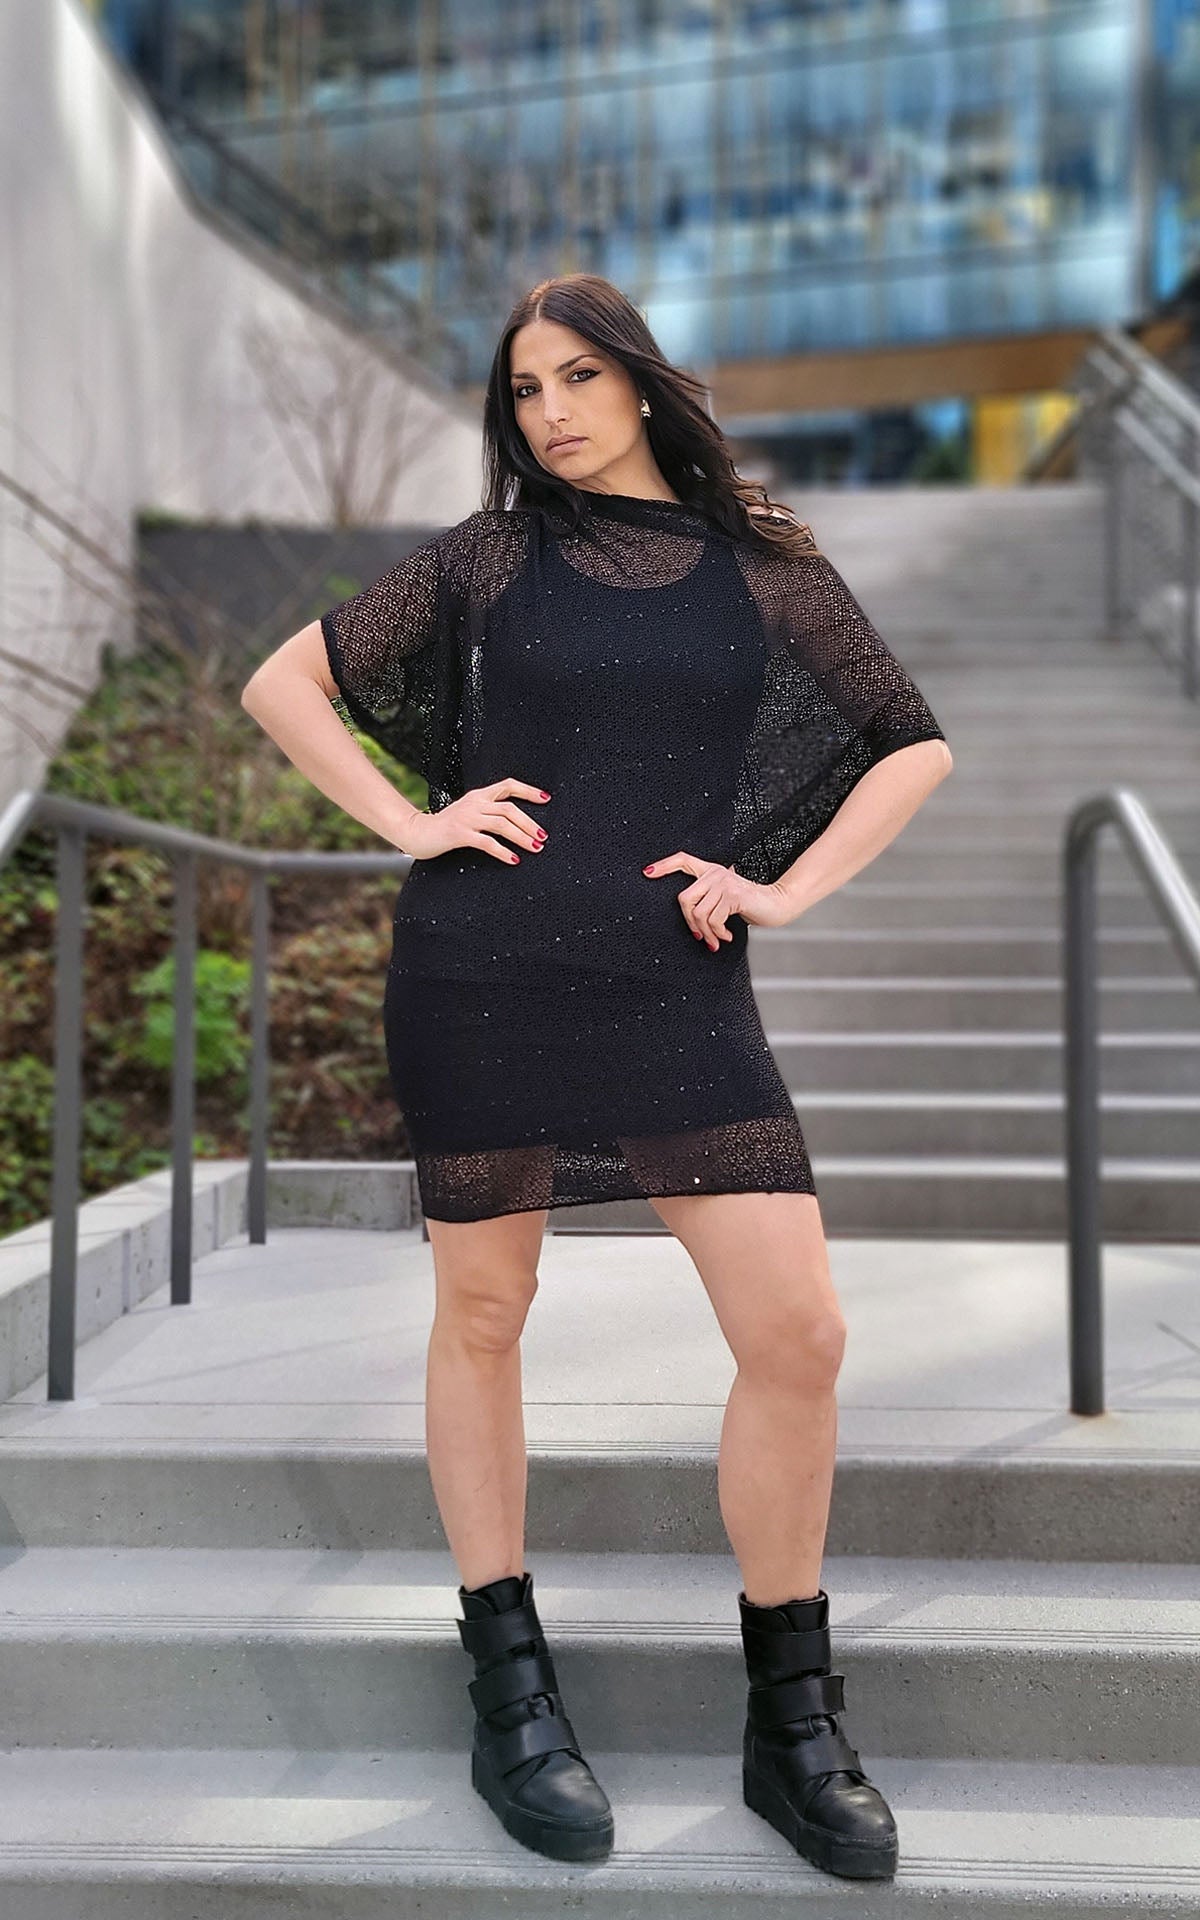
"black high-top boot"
738,1586,898,1880
456,1569,614,1862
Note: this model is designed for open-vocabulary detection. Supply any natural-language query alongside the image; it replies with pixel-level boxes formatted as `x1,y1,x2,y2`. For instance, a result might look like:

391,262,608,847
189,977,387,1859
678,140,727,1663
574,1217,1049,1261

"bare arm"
240,619,550,864
240,620,422,853
773,737,954,920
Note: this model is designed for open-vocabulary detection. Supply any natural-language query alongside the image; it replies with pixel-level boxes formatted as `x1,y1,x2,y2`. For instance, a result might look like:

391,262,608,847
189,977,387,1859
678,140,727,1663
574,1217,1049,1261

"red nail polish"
539,790,550,800
643,865,654,874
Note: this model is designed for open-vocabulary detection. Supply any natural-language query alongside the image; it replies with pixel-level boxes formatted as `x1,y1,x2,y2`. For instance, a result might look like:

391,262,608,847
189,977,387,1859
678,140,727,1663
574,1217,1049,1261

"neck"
573,466,682,506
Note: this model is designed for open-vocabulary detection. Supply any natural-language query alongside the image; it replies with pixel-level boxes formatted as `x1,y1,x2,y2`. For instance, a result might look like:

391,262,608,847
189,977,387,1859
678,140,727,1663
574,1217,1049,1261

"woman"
242,273,952,1882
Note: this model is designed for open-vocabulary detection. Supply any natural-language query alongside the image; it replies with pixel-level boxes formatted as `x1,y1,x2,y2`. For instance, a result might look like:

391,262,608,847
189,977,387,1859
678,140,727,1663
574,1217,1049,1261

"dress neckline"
572,488,714,530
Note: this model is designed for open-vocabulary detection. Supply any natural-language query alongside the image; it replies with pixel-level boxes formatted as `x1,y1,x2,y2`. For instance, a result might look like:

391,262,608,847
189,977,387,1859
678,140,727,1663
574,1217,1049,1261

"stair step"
801,1154,1200,1235
0,1745,1194,1918
792,1090,1200,1156
753,979,1200,1030
764,885,1192,930
750,930,1187,974
0,1548,1195,1761
767,1031,1200,1092
1,1440,1194,1560
835,850,1200,887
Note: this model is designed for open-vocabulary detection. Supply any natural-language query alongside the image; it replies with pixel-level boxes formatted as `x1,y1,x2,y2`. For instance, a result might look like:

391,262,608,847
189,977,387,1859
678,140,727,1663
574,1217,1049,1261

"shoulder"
433,507,531,608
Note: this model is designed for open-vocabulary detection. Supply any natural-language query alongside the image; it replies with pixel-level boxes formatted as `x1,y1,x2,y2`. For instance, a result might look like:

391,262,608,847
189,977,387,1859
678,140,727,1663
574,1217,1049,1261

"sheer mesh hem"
413,1115,817,1224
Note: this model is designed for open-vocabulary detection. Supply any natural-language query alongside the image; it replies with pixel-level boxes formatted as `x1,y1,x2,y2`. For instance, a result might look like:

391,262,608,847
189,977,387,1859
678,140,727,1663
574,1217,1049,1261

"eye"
512,367,599,401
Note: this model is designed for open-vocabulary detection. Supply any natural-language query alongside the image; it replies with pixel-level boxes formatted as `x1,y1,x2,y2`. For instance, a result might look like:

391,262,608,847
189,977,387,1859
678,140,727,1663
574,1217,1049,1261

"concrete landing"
2,1224,1197,1462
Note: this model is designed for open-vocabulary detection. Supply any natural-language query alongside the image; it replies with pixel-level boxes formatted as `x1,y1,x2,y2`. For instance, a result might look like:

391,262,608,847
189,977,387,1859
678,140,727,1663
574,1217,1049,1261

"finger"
492,778,552,804
642,852,695,877
470,830,525,865
686,874,735,949
487,801,548,850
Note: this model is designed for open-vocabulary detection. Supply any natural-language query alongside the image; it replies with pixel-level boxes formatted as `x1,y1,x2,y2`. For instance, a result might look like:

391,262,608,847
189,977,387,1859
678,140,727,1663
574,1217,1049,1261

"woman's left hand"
641,852,797,948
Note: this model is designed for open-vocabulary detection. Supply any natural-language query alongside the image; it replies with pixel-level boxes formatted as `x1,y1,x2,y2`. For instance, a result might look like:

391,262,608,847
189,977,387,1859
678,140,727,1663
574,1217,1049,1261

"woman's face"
508,317,643,489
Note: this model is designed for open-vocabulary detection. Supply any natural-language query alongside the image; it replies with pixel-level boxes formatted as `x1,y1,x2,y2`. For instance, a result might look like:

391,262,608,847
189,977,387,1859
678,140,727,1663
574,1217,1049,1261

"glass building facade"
1155,0,1200,301
91,2,1188,478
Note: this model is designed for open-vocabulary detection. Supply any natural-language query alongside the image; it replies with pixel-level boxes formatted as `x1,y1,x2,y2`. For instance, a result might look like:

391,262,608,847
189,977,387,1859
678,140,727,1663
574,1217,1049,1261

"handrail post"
1104,405,1123,646
247,865,271,1244
1184,421,1199,701
170,851,197,1305
48,826,86,1401
1063,810,1105,1415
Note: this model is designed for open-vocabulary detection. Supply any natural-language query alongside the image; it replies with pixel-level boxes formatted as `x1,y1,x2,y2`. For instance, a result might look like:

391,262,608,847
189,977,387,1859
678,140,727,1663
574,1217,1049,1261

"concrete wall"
0,0,484,806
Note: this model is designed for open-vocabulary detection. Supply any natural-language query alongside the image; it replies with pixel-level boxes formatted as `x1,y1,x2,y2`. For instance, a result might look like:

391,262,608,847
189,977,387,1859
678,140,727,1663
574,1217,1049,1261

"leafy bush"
0,620,417,1239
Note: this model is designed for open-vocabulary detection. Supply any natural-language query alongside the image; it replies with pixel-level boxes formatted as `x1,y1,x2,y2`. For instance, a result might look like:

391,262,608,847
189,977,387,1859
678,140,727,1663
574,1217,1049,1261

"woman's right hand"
399,777,551,864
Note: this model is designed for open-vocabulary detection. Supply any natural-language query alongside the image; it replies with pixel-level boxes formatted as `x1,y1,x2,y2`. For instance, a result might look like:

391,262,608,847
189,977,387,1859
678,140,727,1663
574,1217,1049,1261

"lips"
547,437,584,452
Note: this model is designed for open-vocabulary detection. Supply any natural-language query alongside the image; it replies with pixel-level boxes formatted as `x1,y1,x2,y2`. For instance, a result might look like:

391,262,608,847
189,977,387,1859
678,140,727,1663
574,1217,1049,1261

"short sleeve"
318,520,473,808
321,534,444,721
787,550,947,766
728,536,949,886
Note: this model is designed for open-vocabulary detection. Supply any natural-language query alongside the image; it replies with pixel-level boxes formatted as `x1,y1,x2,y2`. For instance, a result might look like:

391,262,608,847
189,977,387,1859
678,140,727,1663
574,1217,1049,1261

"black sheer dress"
319,491,947,1222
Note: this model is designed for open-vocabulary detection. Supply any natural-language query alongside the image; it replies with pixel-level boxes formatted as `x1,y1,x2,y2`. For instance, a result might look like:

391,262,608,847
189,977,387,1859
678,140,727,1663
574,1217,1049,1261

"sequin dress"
319,490,947,1222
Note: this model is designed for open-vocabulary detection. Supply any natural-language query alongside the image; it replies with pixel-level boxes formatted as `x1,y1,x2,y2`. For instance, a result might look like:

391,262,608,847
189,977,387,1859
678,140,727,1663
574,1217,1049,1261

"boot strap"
457,1598,542,1660
468,1647,561,1718
748,1669,845,1730
739,1621,830,1680
777,1722,862,1778
480,1708,581,1778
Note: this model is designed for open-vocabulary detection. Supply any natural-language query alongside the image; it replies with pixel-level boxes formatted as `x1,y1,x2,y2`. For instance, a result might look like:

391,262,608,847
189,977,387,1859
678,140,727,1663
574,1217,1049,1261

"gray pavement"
3,1224,1197,1461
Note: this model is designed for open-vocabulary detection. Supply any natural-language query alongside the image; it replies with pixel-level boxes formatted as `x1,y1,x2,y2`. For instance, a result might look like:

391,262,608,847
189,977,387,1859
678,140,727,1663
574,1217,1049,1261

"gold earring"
640,398,651,418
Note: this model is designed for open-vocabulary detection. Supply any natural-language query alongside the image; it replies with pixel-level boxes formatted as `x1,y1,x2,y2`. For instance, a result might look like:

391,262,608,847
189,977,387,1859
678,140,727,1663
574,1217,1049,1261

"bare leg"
648,1189,846,1606
423,1206,549,1591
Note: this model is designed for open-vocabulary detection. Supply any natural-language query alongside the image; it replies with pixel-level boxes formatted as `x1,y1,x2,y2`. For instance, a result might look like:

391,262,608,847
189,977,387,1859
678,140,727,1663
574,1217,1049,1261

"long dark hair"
480,273,819,559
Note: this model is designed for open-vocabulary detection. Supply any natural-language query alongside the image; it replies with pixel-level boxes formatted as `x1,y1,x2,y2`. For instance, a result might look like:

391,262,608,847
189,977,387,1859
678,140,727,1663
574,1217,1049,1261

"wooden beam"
712,328,1099,415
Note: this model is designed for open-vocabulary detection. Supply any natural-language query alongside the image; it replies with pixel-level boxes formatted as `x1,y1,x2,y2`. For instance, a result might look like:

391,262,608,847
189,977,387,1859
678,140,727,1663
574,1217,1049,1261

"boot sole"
743,1762,898,1880
471,1745,615,1863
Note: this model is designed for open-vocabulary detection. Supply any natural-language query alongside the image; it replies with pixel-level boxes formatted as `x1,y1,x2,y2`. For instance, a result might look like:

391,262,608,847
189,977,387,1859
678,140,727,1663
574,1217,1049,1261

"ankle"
741,1587,823,1609
461,1567,525,1596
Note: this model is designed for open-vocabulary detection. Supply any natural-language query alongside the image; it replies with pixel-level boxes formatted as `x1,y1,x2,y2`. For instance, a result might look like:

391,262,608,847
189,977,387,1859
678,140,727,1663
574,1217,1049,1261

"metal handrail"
1067,329,1200,701
1089,325,1200,434
0,786,413,1403
1064,788,1200,1414
6,778,1197,1413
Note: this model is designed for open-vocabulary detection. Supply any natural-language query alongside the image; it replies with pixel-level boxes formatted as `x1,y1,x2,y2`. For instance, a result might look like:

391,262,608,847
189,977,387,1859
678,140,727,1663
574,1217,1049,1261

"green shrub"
0,600,416,1239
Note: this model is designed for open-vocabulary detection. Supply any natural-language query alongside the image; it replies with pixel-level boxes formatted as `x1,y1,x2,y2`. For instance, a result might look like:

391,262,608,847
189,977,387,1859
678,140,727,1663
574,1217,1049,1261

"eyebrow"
509,353,597,382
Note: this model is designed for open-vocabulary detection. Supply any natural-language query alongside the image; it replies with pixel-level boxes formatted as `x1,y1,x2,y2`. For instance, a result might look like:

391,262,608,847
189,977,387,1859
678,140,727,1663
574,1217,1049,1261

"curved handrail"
1063,330,1200,700
7,780,1197,1411
1064,788,1200,1414
0,787,413,1402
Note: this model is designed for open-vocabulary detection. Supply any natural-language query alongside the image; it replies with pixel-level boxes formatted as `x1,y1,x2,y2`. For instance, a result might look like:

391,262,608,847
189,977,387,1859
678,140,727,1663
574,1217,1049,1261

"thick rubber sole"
743,1761,898,1880
471,1743,615,1863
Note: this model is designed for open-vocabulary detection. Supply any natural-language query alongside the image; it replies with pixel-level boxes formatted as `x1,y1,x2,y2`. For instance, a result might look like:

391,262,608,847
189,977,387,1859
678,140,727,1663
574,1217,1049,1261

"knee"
435,1266,539,1355
740,1297,847,1392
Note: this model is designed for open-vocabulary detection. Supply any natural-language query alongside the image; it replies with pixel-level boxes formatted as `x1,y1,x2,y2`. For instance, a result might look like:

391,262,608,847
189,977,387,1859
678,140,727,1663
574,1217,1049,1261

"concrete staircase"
555,482,1200,1237
2,479,1197,1912
0,1215,1197,1914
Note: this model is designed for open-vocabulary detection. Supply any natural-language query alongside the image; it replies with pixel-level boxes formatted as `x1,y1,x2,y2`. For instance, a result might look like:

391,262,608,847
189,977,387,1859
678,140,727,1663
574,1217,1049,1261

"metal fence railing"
1070,327,1200,704
0,787,413,1403
1064,788,1200,1414
4,779,1198,1415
